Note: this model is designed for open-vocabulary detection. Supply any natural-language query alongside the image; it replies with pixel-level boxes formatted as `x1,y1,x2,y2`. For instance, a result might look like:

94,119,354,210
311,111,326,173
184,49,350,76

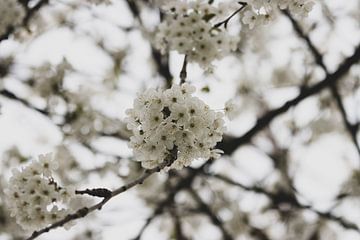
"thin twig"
213,2,247,29
180,55,188,84
75,188,112,198
171,208,188,240
0,89,49,116
188,188,233,240
132,162,210,240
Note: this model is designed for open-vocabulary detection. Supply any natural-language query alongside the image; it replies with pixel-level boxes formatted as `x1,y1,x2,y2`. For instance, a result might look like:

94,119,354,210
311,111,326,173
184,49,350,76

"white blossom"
4,154,75,231
241,0,315,29
154,0,240,69
242,10,260,30
288,0,315,18
224,99,241,120
125,84,225,170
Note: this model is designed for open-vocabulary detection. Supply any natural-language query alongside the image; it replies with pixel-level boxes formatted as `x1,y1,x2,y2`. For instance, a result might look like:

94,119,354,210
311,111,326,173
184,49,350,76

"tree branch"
283,10,360,159
171,208,188,240
208,173,360,233
180,55,188,85
188,188,233,240
219,43,360,155
75,188,112,199
213,2,247,29
0,89,49,116
132,161,211,240
26,153,177,240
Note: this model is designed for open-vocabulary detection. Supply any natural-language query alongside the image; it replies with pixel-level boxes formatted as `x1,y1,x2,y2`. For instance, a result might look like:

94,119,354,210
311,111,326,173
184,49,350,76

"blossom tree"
1,0,360,239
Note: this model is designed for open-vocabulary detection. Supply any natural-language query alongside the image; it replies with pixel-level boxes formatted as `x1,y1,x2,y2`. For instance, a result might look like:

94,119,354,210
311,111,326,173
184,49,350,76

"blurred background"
0,0,360,239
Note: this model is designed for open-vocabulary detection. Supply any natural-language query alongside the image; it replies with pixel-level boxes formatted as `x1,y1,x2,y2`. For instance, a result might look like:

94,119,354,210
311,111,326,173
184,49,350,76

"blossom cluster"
242,0,315,29
154,0,240,69
4,154,74,231
125,84,225,169
0,0,25,36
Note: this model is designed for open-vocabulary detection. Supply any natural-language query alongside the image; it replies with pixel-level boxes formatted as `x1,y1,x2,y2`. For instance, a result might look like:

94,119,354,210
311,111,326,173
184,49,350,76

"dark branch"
188,188,233,240
180,55,188,84
0,89,49,116
172,208,188,240
151,48,173,88
75,188,112,199
213,2,247,29
132,161,211,240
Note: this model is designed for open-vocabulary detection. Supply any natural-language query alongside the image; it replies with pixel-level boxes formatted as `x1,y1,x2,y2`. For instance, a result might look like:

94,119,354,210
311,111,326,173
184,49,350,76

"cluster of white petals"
125,84,225,170
4,154,74,231
242,0,315,29
0,0,25,36
155,0,240,69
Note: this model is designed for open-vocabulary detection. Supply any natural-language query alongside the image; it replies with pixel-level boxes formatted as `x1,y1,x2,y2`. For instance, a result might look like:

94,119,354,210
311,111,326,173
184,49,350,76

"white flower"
125,84,225,169
155,126,176,150
224,99,241,120
175,129,196,146
124,109,141,131
164,85,185,105
171,37,191,54
142,111,164,131
210,149,224,159
181,83,196,96
38,153,58,176
170,103,190,125
242,10,260,29
186,116,207,136
288,0,315,18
